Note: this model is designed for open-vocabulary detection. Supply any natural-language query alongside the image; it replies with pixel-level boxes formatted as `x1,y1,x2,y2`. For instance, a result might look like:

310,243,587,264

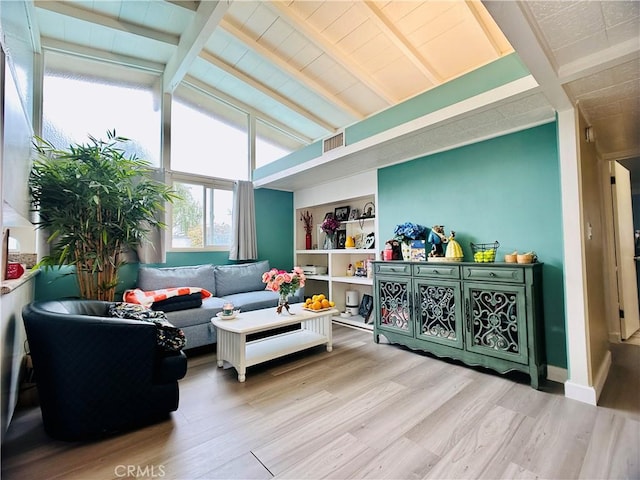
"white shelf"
332,315,373,331
246,330,328,367
305,274,330,281
296,248,376,255
296,194,376,319
332,275,372,285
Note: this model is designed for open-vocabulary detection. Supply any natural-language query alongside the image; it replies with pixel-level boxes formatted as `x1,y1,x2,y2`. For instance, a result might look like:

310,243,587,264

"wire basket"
470,241,500,263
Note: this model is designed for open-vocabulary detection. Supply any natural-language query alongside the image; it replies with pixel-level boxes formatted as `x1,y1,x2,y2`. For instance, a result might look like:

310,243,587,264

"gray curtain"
136,168,167,264
229,180,257,261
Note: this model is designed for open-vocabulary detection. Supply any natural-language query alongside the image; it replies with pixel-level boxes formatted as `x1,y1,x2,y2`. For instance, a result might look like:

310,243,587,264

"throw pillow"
108,303,187,352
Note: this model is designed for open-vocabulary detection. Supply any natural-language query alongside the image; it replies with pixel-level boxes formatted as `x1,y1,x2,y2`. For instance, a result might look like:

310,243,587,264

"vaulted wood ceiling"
23,1,640,189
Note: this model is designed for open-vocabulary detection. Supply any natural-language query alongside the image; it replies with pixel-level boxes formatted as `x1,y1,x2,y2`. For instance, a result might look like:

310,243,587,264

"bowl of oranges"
303,294,335,312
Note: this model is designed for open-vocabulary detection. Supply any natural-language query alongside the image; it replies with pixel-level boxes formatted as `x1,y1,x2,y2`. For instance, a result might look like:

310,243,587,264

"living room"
1,1,639,478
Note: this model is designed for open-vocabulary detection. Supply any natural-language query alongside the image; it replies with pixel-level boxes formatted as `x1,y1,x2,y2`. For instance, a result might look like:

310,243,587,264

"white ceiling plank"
362,1,442,85
221,19,364,121
269,1,397,105
41,36,165,73
34,1,180,45
198,49,337,133
163,0,230,93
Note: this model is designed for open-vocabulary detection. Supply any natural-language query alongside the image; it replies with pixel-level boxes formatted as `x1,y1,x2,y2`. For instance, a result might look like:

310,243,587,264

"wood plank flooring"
2,325,638,479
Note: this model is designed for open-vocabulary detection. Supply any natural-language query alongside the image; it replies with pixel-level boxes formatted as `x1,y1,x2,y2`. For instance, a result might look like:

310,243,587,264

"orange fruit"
321,299,330,308
329,301,335,307
317,294,326,301
312,301,322,310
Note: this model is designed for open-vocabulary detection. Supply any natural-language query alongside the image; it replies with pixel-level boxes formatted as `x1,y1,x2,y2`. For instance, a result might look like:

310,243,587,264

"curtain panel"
229,180,257,261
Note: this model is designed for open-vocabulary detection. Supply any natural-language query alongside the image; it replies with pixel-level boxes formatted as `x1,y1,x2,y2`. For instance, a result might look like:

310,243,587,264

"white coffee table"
211,303,337,382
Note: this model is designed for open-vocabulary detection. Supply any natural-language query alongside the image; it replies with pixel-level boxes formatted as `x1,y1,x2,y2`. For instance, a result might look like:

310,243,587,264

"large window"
172,86,248,180
255,118,305,168
43,51,161,166
171,179,233,249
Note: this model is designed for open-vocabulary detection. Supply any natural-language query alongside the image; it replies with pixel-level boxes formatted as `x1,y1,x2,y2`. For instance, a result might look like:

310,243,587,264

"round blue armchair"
22,300,188,440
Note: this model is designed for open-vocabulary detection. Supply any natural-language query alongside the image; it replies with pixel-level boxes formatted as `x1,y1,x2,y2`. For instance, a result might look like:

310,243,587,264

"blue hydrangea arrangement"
394,222,427,244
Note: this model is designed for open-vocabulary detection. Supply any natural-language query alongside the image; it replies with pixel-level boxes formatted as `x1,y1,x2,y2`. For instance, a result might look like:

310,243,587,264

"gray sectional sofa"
137,260,304,350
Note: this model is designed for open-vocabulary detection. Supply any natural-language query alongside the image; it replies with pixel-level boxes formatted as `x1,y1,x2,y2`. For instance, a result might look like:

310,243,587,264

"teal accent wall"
34,188,294,300
255,188,294,271
378,122,566,368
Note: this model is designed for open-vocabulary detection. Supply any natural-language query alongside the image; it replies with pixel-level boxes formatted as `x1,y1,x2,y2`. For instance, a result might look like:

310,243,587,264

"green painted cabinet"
373,261,546,388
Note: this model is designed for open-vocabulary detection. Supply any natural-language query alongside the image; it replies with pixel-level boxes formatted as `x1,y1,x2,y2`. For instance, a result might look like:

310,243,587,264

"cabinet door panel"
464,282,528,364
415,278,463,349
374,277,413,336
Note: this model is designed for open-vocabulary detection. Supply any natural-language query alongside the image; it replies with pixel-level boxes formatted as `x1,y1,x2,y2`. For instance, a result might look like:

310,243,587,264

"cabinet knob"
489,272,496,277
433,269,439,274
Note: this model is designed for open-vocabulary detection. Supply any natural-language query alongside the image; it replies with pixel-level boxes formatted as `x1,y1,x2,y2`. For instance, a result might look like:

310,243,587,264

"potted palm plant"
29,130,177,301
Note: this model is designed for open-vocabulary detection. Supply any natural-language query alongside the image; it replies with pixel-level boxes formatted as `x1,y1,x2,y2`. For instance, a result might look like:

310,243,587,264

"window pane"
43,51,161,167
209,189,233,246
171,182,232,249
172,87,248,180
172,183,204,248
255,118,305,168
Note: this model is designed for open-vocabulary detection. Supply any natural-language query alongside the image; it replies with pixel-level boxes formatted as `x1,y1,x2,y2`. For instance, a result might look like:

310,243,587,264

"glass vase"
277,292,291,314
323,233,336,250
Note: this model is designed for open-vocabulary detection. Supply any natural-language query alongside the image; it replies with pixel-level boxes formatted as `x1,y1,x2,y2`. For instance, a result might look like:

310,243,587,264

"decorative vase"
305,233,312,250
402,242,412,261
323,233,336,250
277,292,291,314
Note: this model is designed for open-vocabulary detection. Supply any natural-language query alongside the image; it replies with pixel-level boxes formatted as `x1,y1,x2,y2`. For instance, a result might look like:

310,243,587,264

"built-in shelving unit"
295,194,377,331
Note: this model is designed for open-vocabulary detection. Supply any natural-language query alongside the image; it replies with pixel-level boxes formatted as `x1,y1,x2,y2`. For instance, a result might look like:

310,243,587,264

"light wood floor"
2,325,639,480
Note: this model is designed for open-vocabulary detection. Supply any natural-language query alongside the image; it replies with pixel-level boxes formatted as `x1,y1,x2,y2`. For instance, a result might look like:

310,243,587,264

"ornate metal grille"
379,280,409,330
419,284,456,340
470,289,519,354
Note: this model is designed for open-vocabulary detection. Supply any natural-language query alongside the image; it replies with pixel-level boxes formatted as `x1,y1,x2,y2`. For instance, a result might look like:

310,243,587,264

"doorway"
610,161,640,341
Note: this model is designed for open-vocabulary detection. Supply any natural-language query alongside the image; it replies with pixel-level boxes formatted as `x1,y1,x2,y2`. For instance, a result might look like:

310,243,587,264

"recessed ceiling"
20,1,640,190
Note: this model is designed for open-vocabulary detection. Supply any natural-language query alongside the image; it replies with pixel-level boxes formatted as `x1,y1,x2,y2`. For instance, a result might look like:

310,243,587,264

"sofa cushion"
214,260,269,297
151,293,202,312
138,264,216,296
164,297,228,329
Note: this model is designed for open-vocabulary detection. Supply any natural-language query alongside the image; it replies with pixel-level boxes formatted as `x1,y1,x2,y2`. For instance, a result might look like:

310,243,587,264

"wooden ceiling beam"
362,1,442,85
268,1,397,105
162,0,229,93
198,50,337,133
220,19,364,121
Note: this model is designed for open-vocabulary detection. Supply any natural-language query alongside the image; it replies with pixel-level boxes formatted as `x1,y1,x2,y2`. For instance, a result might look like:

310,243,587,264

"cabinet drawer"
375,263,411,275
463,266,524,283
413,264,460,279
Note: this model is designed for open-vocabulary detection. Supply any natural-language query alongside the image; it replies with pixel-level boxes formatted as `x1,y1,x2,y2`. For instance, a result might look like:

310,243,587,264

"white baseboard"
546,365,567,383
564,380,597,405
563,350,612,406
593,350,612,402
